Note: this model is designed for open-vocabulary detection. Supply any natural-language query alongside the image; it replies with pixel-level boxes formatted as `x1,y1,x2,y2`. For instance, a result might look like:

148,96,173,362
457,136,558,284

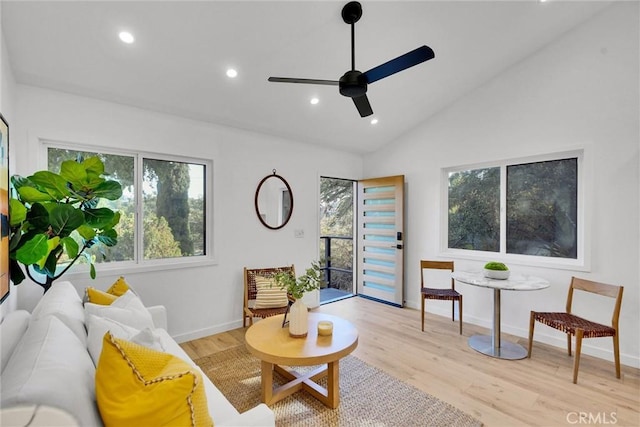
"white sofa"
0,281,275,426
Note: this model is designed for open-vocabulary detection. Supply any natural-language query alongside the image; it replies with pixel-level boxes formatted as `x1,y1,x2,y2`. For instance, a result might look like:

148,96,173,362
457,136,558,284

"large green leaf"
15,233,50,265
82,157,105,176
61,236,79,259
92,180,123,200
26,203,51,232
28,171,71,199
97,228,118,246
60,160,88,188
9,259,25,285
50,205,85,237
17,186,55,203
38,237,61,269
84,208,115,229
8,199,27,226
76,224,96,240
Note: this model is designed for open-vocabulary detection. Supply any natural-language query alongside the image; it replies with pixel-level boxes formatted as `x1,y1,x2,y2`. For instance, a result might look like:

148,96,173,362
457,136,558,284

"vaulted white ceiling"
2,1,612,153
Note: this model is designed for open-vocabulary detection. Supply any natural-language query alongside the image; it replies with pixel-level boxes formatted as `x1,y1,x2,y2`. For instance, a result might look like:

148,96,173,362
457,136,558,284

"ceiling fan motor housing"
339,70,367,98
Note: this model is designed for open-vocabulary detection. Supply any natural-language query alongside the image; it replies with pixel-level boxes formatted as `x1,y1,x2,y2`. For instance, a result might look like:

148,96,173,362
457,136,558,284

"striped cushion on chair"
254,276,289,309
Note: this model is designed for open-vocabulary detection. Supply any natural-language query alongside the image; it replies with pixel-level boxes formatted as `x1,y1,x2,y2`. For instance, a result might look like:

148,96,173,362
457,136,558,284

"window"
46,144,211,271
444,151,582,267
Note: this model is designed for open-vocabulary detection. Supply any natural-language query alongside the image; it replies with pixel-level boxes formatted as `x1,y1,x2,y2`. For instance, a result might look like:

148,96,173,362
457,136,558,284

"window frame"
41,140,216,277
440,149,589,271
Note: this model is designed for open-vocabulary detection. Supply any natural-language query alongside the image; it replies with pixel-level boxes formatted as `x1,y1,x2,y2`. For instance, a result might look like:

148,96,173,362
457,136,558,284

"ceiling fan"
268,1,435,118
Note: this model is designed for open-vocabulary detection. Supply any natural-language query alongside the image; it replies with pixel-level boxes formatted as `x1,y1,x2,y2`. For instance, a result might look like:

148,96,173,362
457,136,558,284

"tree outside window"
47,147,207,268
447,156,578,260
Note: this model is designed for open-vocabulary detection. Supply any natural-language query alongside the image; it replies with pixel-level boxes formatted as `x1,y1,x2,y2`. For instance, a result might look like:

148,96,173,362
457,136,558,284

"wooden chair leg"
567,332,572,356
458,297,463,335
421,296,425,332
527,311,535,358
451,300,455,322
613,333,621,379
573,330,584,384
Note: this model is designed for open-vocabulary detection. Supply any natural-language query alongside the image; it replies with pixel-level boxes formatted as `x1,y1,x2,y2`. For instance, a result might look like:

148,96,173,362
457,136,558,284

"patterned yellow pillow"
254,276,289,309
96,332,213,427
107,276,131,297
86,287,118,305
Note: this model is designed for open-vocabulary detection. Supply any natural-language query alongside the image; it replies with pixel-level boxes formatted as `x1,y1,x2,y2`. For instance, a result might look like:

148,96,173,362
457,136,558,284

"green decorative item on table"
274,260,324,338
483,261,510,280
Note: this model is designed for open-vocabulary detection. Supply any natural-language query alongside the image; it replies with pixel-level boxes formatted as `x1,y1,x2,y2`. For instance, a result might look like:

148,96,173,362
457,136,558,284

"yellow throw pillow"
96,332,213,427
86,287,118,305
107,276,130,297
254,276,289,309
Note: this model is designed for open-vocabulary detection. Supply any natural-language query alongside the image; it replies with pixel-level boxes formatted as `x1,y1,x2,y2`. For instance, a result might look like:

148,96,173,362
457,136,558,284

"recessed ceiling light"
118,31,135,44
310,97,319,105
370,118,379,125
226,68,238,78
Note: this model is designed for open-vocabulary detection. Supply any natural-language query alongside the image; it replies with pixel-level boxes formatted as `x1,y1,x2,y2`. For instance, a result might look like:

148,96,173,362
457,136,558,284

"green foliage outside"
9,157,122,292
448,158,577,259
48,148,205,264
319,178,354,292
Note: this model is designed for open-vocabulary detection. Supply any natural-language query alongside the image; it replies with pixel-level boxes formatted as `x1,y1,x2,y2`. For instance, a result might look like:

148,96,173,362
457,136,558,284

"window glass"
48,148,135,263
445,154,580,262
506,158,577,258
142,159,206,259
448,167,500,252
47,146,208,270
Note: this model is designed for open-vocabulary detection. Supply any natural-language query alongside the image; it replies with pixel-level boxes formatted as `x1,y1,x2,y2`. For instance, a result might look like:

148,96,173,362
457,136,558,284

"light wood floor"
181,296,640,427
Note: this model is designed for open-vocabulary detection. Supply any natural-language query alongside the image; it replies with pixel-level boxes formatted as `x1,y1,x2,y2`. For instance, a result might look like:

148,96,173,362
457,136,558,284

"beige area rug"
194,346,482,427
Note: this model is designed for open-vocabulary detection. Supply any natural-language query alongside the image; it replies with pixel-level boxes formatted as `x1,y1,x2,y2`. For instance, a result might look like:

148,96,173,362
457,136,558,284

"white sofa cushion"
30,281,87,345
84,290,154,330
153,329,274,427
0,315,101,426
0,310,31,374
86,314,164,366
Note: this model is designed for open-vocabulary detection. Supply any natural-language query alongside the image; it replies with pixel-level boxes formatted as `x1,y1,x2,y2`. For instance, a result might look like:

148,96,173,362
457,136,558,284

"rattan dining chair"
243,265,295,327
420,260,462,334
527,276,623,384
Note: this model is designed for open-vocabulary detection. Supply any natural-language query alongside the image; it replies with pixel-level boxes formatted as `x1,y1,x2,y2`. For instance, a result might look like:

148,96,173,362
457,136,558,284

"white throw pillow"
0,316,101,427
30,281,87,345
86,315,165,366
84,290,154,331
254,276,289,309
0,310,31,374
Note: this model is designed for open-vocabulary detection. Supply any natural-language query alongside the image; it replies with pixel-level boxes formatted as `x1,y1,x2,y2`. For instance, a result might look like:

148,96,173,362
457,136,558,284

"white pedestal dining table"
452,271,550,360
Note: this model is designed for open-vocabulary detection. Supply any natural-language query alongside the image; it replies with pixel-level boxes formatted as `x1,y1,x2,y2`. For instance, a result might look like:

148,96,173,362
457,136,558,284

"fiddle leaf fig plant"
8,156,123,292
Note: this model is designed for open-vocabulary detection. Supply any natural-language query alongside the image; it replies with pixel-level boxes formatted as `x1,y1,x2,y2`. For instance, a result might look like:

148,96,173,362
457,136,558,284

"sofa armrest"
147,305,167,330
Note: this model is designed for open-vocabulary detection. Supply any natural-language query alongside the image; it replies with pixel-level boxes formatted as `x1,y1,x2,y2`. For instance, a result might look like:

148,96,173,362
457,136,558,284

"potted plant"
9,156,122,293
483,261,510,280
274,260,323,337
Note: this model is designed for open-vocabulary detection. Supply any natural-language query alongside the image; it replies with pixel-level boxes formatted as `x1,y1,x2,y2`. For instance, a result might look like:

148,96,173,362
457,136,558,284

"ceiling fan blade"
363,45,435,84
268,77,339,86
352,94,373,117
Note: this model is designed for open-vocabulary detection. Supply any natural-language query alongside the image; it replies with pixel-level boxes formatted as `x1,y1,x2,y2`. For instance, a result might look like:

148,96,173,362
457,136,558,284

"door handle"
391,244,403,249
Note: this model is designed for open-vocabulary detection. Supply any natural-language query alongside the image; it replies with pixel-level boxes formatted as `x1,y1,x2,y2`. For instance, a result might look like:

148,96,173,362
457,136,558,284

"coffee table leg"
261,360,274,404
326,360,339,409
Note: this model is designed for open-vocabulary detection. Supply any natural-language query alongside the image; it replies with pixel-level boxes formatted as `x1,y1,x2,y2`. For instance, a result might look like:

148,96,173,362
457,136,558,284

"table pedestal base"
468,335,527,360
261,360,340,408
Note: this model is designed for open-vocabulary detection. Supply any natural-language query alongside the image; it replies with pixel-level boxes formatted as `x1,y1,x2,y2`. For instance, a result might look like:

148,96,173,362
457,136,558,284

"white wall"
11,85,363,342
364,3,639,367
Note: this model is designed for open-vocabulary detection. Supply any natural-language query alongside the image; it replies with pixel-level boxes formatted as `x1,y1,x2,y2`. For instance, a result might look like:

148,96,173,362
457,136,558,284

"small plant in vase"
274,261,323,338
483,261,510,280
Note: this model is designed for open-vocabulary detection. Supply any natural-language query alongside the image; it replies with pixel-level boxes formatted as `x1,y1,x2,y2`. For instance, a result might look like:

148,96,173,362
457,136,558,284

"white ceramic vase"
288,299,308,338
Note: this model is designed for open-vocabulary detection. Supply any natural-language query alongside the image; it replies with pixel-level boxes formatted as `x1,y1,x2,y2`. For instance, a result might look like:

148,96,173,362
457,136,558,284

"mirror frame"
254,171,294,230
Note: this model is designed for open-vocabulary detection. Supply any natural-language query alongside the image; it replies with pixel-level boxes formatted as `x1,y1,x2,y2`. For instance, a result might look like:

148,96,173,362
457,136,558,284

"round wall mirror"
255,171,293,230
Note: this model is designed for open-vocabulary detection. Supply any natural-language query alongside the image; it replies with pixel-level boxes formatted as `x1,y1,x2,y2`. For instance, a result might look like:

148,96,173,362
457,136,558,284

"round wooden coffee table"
245,312,358,408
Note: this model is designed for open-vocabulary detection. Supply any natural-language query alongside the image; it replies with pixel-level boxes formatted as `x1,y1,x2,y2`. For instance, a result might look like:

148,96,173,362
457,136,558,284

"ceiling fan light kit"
268,1,435,118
